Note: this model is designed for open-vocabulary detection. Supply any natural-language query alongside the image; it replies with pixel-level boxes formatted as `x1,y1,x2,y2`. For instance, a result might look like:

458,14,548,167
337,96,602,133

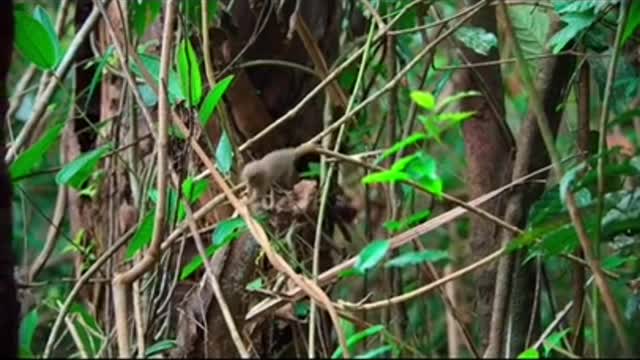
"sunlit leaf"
379,133,427,163
435,111,476,125
385,249,449,269
435,90,481,113
56,143,113,189
543,329,570,357
199,75,235,126
410,91,436,111
215,130,234,175
10,122,65,181
177,38,203,107
517,347,540,359
361,170,410,185
14,10,58,70
354,240,390,274
33,6,62,62
134,53,184,103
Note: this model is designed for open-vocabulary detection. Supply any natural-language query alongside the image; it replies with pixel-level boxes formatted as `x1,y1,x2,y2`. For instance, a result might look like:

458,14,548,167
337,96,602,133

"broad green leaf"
180,242,217,280
603,255,638,271
295,302,311,318
547,12,596,53
180,217,248,280
455,26,498,56
177,38,203,107
361,170,410,185
145,340,177,357
623,0,640,45
134,53,184,103
10,122,65,181
379,133,427,163
553,0,613,14
56,143,113,189
130,0,162,38
385,249,449,268
13,10,58,70
517,347,540,359
508,4,550,75
435,90,481,113
543,329,570,357
246,278,264,291
199,75,235,126
401,152,443,197
354,240,390,274
215,130,234,175
19,308,39,358
355,345,393,359
331,325,385,359
213,217,247,246
126,210,154,259
410,91,436,111
33,6,62,62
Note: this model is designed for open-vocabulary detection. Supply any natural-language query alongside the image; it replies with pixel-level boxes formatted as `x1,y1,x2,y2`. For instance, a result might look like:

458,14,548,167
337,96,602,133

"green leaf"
435,111,476,125
130,0,162,38
145,340,177,357
517,347,540,359
10,122,65,181
332,325,385,359
126,210,154,259
553,0,612,14
33,6,62,63
295,302,311,318
355,345,393,359
13,10,58,70
547,12,596,53
410,90,436,111
385,249,449,269
543,329,570,357
401,152,443,197
559,162,586,202
455,26,498,56
419,115,443,143
603,255,638,271
215,130,234,175
435,90,481,113
246,278,264,291
68,303,104,356
56,143,113,189
383,209,431,233
361,170,410,185
177,38,203,107
180,217,248,280
19,308,39,358
134,53,184,103
508,4,550,75
625,293,640,320
199,75,235,126
379,133,427,163
354,240,390,274
623,0,640,46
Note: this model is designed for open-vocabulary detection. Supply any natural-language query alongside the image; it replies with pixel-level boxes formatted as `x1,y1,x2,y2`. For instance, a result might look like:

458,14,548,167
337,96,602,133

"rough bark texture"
0,1,18,356
455,1,512,347
499,35,576,357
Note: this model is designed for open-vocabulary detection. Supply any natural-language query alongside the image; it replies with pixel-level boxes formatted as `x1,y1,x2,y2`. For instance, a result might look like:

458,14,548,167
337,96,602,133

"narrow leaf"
361,170,410,185
332,325,385,359
199,75,235,126
126,210,154,259
385,249,450,268
410,91,436,111
145,340,177,357
56,143,113,189
215,130,234,175
10,122,65,181
354,240,390,274
177,38,203,107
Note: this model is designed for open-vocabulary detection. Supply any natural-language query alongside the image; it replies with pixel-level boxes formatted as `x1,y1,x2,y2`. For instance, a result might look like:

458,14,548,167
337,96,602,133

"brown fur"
241,143,317,203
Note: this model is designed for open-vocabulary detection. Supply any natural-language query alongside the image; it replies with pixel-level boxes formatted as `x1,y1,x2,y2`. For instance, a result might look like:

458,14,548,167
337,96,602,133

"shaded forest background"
1,0,640,358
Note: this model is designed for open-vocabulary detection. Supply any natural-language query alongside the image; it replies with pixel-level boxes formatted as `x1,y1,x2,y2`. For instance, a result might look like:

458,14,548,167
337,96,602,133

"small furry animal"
241,143,317,203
